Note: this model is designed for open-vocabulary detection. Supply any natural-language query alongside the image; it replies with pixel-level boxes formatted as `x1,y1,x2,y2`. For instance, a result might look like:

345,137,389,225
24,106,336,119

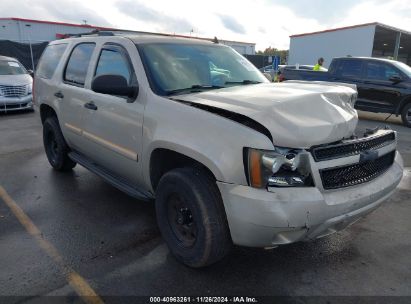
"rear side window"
64,43,95,86
337,60,363,78
95,48,133,84
36,44,67,79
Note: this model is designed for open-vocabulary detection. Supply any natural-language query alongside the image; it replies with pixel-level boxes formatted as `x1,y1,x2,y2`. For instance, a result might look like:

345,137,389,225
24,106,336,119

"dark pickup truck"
281,57,411,127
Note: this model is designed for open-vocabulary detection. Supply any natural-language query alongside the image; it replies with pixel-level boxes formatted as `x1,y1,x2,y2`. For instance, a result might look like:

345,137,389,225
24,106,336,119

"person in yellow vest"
313,57,324,71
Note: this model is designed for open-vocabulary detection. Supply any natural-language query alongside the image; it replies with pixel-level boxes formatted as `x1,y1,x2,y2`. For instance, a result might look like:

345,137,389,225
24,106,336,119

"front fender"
141,94,274,192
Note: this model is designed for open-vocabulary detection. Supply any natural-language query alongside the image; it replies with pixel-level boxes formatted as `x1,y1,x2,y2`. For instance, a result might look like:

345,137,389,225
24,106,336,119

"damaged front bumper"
217,151,403,247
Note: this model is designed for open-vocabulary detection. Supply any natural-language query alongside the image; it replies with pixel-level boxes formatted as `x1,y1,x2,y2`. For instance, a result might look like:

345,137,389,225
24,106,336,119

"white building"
288,22,411,68
0,17,256,55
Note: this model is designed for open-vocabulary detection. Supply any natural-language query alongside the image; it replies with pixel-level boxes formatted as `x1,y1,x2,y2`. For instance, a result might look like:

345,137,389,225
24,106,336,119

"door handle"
54,91,64,99
84,102,98,110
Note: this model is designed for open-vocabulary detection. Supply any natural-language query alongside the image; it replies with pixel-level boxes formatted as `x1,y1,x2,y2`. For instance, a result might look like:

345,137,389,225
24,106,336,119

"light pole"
25,24,35,72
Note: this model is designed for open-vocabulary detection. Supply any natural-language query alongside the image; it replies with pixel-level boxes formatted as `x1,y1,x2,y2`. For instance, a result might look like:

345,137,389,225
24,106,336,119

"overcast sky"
1,0,411,50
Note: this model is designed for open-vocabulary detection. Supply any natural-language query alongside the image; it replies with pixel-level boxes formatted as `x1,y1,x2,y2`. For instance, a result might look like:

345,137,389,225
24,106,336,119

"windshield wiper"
225,80,262,85
166,84,224,96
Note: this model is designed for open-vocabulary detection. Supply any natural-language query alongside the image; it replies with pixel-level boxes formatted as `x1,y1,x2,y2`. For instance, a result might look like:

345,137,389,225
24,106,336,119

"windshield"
138,43,267,95
0,60,27,75
393,61,411,78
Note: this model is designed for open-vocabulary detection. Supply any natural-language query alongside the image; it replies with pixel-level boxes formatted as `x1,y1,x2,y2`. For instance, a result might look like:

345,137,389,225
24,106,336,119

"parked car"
259,65,277,79
35,34,403,267
279,64,327,72
0,56,33,112
281,57,411,127
260,64,327,81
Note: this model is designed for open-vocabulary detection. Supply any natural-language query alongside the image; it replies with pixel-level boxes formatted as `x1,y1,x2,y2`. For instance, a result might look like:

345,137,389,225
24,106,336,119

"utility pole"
25,24,35,72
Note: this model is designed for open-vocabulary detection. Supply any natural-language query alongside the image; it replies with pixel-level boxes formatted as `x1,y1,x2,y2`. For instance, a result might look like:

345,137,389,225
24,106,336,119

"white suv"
34,33,403,267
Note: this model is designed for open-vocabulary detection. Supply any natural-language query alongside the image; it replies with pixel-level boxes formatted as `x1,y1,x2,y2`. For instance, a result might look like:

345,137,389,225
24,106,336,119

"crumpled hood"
173,81,358,148
0,74,32,86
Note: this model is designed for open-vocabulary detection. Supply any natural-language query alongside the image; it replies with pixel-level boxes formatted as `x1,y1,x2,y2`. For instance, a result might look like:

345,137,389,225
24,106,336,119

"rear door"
57,42,96,150
79,41,145,186
361,60,406,113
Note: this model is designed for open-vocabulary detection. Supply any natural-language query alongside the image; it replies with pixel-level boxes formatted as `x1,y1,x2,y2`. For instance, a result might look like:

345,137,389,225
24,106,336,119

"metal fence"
0,40,48,70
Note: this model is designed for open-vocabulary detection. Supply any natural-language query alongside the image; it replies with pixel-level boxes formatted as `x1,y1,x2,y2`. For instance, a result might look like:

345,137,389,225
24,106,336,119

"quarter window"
36,44,67,79
64,43,95,86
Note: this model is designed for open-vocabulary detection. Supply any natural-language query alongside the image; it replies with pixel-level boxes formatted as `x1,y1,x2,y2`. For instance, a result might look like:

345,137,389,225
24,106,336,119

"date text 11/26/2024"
149,297,258,303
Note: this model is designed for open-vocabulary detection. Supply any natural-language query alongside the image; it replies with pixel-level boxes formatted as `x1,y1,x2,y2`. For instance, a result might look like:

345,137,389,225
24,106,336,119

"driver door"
361,61,405,112
80,43,144,186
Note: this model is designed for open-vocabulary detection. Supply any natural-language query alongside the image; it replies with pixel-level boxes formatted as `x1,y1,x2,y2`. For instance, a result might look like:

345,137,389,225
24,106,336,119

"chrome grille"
311,131,396,162
0,84,28,97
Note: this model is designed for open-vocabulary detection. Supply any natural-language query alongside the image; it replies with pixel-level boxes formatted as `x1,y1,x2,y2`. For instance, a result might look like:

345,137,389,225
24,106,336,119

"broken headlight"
244,147,313,188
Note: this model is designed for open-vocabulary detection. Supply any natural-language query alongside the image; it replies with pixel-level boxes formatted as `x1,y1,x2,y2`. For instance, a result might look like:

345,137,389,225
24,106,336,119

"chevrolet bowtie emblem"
359,150,378,163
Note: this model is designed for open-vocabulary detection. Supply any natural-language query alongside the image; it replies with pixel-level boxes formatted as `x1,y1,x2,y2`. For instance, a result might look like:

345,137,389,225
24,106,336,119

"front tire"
401,103,411,128
43,117,76,171
155,167,232,267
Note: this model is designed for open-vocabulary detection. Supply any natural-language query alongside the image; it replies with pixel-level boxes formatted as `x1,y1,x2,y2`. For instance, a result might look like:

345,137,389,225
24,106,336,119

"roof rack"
61,29,143,39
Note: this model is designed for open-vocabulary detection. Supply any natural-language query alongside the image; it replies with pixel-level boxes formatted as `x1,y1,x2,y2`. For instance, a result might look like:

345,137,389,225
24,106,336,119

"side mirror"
263,72,272,82
91,74,138,100
27,70,34,77
389,75,402,83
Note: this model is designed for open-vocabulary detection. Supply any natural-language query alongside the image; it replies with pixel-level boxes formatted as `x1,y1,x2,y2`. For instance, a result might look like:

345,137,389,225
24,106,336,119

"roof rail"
61,29,144,39
61,29,117,38
96,31,115,36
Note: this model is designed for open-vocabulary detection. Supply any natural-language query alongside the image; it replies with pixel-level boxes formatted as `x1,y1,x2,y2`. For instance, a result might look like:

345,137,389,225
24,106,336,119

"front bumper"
217,151,403,247
0,95,33,112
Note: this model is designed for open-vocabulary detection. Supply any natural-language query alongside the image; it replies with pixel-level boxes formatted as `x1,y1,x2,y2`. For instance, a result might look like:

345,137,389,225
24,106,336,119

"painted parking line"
0,186,104,304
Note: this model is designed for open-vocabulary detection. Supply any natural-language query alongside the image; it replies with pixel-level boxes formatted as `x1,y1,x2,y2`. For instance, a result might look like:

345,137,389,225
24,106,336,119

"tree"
257,47,289,64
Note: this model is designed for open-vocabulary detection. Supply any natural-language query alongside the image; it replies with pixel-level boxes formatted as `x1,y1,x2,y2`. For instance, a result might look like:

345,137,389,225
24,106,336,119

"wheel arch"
395,95,411,115
40,104,58,124
149,147,221,192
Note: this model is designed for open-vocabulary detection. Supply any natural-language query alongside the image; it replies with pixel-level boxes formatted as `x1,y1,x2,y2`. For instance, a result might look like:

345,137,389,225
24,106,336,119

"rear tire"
155,167,232,268
43,117,76,171
401,103,411,128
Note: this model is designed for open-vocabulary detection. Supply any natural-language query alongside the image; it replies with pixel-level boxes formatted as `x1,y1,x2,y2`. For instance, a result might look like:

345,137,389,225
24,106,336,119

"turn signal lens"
249,149,263,188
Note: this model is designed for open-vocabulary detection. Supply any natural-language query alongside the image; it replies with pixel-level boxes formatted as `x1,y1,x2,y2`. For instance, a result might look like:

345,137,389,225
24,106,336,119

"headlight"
244,147,313,188
27,83,33,95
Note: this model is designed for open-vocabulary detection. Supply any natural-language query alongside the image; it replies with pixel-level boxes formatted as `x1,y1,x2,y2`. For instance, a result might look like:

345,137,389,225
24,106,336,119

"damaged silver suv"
34,33,403,267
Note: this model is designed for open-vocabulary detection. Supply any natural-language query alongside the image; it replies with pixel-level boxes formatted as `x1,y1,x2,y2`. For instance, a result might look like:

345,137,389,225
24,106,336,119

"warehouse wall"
0,19,101,43
225,43,255,55
0,19,256,55
288,25,376,68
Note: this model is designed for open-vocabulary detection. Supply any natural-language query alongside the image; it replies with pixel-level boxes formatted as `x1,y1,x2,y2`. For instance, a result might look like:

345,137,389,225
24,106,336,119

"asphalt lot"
0,109,410,301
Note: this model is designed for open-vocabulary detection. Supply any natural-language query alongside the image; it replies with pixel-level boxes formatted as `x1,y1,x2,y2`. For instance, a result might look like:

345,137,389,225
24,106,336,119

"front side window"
64,43,95,86
0,60,27,76
366,62,401,81
138,43,267,96
36,44,67,79
95,47,133,84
